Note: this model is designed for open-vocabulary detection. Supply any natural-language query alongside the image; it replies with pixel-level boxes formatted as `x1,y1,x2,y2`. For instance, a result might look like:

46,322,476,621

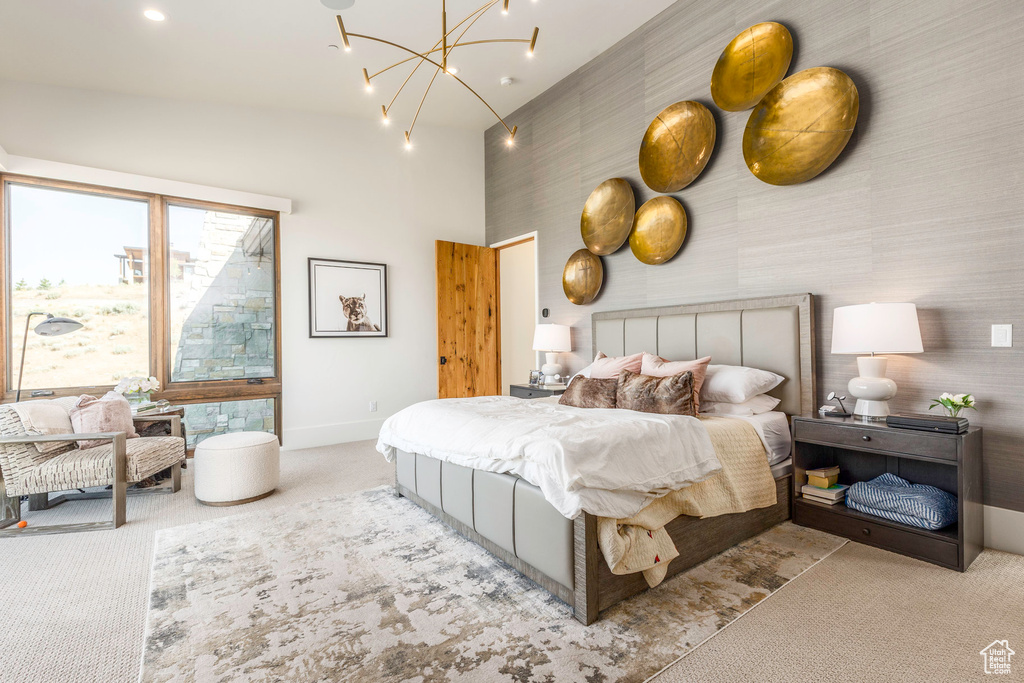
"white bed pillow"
699,364,785,404
700,394,781,416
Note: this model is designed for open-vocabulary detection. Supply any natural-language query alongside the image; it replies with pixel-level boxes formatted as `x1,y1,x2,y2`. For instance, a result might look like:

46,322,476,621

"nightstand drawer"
511,386,549,399
795,420,957,461
794,500,959,568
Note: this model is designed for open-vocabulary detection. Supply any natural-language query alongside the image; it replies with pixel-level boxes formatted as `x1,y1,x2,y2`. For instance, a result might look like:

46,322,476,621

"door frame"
490,231,540,378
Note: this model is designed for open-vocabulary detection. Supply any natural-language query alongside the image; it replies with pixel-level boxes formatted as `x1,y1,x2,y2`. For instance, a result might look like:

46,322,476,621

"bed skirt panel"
394,449,575,592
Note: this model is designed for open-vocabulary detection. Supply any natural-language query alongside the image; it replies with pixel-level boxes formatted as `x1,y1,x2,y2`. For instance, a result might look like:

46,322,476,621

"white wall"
0,80,486,449
498,239,537,394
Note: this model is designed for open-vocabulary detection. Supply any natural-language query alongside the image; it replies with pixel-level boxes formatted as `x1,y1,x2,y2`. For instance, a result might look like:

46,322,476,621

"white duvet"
376,395,722,519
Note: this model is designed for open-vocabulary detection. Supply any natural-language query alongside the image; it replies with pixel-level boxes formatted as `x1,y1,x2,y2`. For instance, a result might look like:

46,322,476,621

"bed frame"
397,293,815,624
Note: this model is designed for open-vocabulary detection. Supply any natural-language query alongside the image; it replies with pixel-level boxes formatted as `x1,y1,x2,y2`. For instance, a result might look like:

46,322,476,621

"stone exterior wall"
173,212,275,382
183,399,275,449
172,211,276,444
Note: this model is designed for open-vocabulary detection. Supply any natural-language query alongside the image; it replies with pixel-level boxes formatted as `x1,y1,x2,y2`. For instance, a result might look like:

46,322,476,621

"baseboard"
984,505,1024,556
282,418,384,451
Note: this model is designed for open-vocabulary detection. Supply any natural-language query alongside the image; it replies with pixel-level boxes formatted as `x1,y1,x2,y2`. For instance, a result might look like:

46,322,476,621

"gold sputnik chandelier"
335,0,538,149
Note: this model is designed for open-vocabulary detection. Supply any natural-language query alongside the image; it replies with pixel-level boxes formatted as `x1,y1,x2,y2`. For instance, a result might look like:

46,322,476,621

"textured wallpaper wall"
484,0,1024,511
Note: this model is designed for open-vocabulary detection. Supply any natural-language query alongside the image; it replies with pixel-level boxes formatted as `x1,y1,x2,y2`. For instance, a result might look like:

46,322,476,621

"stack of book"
802,466,849,505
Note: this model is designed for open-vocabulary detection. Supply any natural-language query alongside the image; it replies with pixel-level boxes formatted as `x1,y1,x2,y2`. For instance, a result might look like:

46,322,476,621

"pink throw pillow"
641,353,712,410
69,392,140,449
589,351,643,379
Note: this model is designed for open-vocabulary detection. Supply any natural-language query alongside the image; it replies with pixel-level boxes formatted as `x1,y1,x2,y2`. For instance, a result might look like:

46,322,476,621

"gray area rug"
142,487,846,682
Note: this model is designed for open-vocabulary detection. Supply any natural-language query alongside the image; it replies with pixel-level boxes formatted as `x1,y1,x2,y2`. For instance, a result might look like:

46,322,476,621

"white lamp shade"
831,303,923,355
532,324,571,352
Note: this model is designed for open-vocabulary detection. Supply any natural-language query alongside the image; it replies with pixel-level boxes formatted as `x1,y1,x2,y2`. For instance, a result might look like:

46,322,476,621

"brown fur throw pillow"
616,369,696,416
558,376,618,409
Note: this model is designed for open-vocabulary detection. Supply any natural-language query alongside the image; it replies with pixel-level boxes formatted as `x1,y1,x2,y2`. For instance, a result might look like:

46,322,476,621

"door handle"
440,356,447,365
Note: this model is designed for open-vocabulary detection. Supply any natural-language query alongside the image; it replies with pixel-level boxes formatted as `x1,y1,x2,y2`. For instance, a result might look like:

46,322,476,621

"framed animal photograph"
308,258,388,338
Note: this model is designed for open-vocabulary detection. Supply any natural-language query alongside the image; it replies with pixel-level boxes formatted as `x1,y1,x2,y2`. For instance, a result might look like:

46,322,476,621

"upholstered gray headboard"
592,294,815,416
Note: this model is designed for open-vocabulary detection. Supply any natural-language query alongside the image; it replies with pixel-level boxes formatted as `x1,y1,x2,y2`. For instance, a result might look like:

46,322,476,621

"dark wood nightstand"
791,415,983,572
509,384,566,399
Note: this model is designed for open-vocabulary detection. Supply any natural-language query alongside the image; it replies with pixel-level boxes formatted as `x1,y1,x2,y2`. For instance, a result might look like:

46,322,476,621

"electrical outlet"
991,324,1013,348
369,401,377,412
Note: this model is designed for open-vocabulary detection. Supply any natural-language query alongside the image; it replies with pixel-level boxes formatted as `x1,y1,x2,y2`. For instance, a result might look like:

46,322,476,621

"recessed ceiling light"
321,0,356,9
143,9,165,21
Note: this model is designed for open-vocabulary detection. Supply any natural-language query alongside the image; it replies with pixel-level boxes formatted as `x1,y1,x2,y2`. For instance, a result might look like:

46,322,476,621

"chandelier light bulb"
381,105,390,124
404,131,412,150
502,0,509,14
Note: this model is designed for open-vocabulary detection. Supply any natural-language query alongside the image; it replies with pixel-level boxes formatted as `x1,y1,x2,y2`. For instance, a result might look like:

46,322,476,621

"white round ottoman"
193,431,280,506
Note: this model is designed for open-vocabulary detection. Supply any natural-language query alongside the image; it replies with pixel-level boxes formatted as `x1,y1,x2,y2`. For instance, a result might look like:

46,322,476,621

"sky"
9,183,206,287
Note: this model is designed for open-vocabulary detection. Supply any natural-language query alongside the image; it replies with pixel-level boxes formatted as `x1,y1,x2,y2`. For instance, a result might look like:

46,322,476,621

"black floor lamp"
16,312,83,403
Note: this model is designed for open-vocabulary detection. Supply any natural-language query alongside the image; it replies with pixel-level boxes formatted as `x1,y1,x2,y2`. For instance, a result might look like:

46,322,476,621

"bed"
382,294,815,624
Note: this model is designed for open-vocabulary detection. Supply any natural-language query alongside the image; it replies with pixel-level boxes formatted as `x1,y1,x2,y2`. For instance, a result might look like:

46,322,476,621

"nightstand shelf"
792,415,982,572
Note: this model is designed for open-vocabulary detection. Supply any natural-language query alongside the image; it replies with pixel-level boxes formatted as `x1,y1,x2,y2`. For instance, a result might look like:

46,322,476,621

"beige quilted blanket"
597,415,778,587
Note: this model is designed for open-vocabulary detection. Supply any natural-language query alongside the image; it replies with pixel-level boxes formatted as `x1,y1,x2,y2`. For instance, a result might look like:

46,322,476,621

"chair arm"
0,432,125,444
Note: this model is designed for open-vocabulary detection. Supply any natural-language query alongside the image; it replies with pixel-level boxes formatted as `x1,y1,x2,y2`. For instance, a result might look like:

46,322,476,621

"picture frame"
308,258,388,338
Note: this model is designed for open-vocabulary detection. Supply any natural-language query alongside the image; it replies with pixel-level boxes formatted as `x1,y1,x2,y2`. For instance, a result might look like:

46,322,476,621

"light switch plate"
991,324,1012,348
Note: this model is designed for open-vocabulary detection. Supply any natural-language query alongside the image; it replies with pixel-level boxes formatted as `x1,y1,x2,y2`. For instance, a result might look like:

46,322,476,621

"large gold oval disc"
562,249,604,305
580,178,635,255
638,101,716,193
711,22,793,112
629,196,687,266
743,67,860,185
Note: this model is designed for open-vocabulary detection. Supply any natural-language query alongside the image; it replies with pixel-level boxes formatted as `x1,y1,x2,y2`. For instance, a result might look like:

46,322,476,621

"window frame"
0,173,283,442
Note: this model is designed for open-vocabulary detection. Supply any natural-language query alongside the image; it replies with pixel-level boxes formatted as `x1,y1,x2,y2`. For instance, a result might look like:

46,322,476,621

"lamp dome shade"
532,324,571,352
831,303,923,355
34,316,83,337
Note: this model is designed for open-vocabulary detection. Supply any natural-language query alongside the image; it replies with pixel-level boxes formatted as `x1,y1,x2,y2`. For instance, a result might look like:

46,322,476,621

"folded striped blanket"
846,473,957,530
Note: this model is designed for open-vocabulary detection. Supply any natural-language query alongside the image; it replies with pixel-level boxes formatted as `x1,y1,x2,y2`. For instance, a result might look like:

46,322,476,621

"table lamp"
532,324,571,385
17,312,84,402
831,302,923,420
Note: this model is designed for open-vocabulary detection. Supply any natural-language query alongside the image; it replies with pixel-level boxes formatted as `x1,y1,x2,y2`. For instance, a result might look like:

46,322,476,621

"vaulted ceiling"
0,0,676,130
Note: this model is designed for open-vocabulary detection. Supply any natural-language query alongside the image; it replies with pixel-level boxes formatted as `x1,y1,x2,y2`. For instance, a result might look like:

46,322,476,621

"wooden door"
436,240,500,398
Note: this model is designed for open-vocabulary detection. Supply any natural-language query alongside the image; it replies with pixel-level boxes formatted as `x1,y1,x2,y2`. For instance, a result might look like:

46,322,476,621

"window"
1,175,282,445
167,204,276,383
5,182,151,392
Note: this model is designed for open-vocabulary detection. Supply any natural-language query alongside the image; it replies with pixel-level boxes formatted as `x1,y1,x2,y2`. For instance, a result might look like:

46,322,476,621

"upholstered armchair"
0,397,185,535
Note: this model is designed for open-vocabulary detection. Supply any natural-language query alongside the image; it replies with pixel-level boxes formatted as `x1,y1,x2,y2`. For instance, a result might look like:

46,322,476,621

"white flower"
939,392,954,401
965,394,975,403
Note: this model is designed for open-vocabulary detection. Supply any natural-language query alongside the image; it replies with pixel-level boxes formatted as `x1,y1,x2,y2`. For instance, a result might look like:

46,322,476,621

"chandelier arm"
375,38,532,79
407,11,484,137
408,67,443,141
348,32,515,135
368,1,499,80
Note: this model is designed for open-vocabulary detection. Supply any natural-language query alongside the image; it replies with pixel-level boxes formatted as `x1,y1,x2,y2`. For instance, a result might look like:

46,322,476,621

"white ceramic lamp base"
848,356,898,420
541,352,563,384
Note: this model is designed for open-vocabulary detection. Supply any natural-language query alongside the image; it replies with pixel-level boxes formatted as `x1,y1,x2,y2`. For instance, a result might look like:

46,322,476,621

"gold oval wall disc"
580,178,635,255
630,196,687,265
563,249,604,305
711,22,793,112
743,67,860,185
638,101,717,193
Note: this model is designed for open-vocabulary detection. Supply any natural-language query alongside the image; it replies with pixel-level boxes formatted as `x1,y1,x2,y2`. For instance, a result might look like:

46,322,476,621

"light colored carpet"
657,542,1024,682
0,442,393,683
140,488,845,682
3,438,1022,682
